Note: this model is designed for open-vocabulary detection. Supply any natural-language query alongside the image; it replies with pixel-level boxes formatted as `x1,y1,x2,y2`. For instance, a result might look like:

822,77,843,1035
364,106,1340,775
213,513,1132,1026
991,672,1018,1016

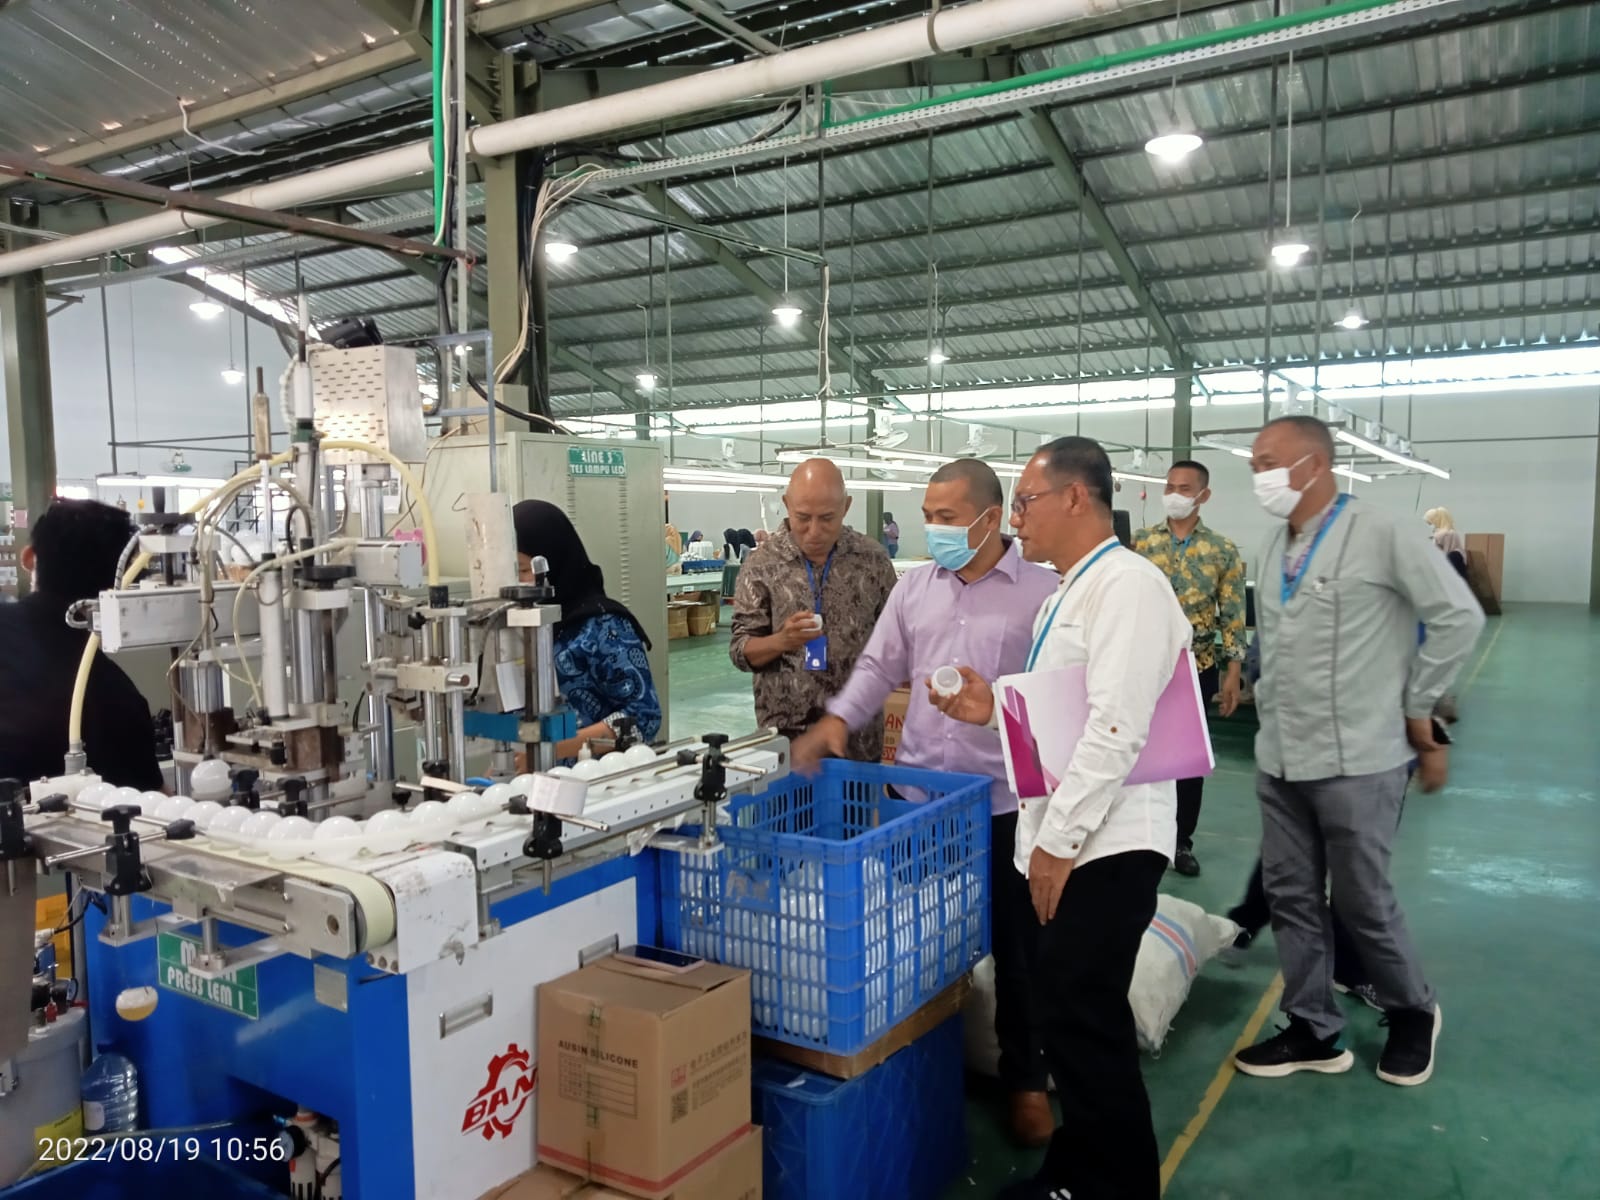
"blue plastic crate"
660,760,990,1054
753,1016,967,1200
2,1157,285,1200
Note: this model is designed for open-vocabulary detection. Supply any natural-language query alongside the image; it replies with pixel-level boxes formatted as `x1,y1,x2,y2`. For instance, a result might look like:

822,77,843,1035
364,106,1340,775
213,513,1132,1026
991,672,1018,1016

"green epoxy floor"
665,606,1600,1199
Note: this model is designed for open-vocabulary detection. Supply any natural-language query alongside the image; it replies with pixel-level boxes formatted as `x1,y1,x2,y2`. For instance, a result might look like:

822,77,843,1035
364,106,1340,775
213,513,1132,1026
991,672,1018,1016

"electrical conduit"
0,0,1147,277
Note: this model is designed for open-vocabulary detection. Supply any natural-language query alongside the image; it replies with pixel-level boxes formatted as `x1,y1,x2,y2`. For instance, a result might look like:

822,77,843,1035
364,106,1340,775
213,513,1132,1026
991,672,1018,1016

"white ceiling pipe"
0,0,1128,279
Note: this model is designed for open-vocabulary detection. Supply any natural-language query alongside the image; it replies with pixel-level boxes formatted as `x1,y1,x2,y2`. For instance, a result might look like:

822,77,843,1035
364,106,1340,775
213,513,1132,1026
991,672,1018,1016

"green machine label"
156,931,260,1020
567,447,627,478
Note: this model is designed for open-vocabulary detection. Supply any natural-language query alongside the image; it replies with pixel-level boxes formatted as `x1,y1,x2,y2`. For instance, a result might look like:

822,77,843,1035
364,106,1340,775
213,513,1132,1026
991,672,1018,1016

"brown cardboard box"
1463,533,1504,612
667,602,694,641
537,956,752,1200
480,1125,761,1200
881,686,911,764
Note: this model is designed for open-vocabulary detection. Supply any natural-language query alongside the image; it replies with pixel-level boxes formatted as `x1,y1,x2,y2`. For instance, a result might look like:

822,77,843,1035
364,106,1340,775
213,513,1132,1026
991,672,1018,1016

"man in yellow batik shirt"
1133,459,1246,877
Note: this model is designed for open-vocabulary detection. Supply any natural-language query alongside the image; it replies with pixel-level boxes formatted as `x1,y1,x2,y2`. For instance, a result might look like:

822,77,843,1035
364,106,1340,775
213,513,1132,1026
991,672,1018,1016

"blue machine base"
75,851,660,1199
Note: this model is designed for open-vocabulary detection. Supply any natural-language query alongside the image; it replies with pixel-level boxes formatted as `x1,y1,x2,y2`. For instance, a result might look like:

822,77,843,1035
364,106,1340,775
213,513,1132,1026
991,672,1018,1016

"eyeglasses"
1010,486,1064,516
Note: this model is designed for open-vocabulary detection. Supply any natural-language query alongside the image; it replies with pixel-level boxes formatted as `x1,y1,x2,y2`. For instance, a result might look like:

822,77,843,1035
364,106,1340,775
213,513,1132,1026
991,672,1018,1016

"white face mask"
1162,492,1197,522
1253,454,1312,519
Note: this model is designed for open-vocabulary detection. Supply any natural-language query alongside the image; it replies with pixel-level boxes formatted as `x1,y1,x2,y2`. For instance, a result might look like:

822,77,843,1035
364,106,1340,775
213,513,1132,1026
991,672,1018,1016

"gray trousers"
1258,766,1434,1039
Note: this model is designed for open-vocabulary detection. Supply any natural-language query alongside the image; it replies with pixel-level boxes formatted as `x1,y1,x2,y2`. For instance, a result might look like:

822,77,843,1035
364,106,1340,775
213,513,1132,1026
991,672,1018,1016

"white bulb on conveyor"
409,800,452,834
207,806,251,838
446,792,482,821
312,816,362,861
265,816,316,860
570,759,605,781
238,809,282,851
509,774,538,794
109,786,145,810
621,744,658,767
477,783,513,815
154,795,194,823
186,801,223,832
75,782,114,811
547,766,575,778
364,809,414,853
141,790,168,807
189,758,232,801
599,751,626,769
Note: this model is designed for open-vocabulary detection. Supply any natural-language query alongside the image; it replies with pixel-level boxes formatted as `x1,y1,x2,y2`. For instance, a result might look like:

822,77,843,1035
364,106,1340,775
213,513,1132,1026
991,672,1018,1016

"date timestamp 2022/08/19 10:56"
37,1135,290,1166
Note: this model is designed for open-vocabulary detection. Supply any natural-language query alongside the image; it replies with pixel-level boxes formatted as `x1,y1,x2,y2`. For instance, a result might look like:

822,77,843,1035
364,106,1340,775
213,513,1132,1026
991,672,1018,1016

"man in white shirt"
933,436,1191,1200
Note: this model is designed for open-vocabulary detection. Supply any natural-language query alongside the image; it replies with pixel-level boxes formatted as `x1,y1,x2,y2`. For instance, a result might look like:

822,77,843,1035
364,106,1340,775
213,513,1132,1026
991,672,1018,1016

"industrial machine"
0,341,787,1198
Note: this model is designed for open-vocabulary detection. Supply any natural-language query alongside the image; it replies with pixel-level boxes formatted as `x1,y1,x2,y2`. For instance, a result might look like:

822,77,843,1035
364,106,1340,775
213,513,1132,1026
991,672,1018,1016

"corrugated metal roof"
12,0,1596,415
0,0,404,154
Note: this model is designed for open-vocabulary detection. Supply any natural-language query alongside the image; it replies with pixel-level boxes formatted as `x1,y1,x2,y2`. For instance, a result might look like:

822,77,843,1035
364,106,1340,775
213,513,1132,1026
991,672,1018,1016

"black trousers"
990,811,1047,1092
1173,665,1219,850
1035,849,1167,1200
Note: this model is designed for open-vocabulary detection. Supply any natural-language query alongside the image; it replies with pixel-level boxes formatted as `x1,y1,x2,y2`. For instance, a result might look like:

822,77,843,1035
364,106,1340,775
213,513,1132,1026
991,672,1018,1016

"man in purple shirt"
793,458,1060,1147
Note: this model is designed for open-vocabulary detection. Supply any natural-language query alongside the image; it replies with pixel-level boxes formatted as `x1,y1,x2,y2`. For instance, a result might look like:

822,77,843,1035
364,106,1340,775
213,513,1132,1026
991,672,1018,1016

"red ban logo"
462,1043,537,1141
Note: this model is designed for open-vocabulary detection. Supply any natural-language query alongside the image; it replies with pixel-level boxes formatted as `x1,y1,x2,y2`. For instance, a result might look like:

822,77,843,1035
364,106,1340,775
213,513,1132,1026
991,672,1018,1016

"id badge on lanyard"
804,552,833,672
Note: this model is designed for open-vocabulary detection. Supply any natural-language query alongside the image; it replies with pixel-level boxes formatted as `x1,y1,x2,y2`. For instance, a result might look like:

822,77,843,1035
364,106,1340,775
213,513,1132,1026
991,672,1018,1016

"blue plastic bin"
2,1157,285,1200
753,1016,967,1200
660,760,990,1054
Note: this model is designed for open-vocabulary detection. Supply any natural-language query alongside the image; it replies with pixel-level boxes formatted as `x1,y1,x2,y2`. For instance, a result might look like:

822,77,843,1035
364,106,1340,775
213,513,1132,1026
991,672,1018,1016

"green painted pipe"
825,0,1410,129
432,0,446,239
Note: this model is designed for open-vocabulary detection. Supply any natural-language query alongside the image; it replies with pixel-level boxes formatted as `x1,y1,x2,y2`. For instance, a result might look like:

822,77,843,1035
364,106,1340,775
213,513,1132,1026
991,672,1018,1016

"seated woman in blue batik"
513,500,662,757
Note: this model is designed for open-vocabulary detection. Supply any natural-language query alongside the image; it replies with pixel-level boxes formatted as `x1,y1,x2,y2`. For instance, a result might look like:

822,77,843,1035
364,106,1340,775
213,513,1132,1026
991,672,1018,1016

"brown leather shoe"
1008,1090,1055,1149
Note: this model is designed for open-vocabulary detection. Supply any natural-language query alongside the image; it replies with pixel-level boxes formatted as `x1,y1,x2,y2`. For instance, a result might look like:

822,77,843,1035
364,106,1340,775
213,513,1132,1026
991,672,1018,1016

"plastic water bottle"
81,1052,139,1133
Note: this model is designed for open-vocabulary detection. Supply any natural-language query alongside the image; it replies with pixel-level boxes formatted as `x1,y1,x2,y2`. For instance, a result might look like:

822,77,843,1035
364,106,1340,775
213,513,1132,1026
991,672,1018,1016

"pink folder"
997,648,1214,801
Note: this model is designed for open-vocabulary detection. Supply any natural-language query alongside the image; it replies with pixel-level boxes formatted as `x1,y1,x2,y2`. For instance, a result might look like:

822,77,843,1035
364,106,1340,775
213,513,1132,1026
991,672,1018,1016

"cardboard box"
667,602,694,641
881,687,911,765
537,956,752,1200
1464,533,1504,613
480,1125,761,1200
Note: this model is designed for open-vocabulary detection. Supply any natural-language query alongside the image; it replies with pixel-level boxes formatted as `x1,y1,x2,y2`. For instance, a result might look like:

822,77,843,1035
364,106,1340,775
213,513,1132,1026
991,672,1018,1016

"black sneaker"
1334,980,1383,1012
1234,1017,1354,1078
994,1181,1075,1200
1217,924,1256,968
1377,1004,1441,1086
1172,846,1201,877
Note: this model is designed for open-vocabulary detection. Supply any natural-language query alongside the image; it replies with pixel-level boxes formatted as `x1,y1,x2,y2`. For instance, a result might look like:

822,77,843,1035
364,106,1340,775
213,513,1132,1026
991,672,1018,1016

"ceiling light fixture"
1270,238,1311,268
927,349,949,366
772,302,802,328
96,473,227,490
636,372,657,392
1331,464,1373,483
663,484,739,494
189,300,224,320
1145,0,1204,165
1270,48,1309,270
1112,470,1168,485
545,240,578,261
1144,131,1203,163
1334,428,1450,479
221,367,245,386
1336,309,1368,330
151,246,191,264
663,466,785,489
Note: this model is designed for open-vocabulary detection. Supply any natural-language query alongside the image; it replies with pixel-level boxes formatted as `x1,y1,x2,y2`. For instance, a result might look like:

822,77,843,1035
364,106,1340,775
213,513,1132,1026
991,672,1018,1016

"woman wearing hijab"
513,500,663,754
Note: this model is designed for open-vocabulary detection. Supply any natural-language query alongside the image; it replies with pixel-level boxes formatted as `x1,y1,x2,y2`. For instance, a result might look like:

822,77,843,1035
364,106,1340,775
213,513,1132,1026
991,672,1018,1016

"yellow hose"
318,439,441,586
66,456,293,751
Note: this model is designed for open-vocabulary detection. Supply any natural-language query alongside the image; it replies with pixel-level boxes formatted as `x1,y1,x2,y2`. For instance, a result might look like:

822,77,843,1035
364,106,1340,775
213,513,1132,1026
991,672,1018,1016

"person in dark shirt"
0,499,163,790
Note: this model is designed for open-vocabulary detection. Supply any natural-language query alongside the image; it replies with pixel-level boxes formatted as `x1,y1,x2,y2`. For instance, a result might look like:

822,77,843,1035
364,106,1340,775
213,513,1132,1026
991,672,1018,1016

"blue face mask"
925,509,996,572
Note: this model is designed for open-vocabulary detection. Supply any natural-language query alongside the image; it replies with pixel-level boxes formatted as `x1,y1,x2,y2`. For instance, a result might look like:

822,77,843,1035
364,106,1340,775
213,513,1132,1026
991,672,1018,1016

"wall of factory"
0,279,287,484
4,281,1593,601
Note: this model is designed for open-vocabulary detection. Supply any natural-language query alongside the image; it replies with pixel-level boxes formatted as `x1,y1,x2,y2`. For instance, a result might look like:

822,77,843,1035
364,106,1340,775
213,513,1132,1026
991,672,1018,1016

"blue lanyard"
804,549,834,615
1026,540,1120,671
1280,494,1350,604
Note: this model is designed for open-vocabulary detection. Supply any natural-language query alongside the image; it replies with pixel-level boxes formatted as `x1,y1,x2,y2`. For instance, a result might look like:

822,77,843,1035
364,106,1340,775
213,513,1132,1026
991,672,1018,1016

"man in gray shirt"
1234,415,1483,1088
